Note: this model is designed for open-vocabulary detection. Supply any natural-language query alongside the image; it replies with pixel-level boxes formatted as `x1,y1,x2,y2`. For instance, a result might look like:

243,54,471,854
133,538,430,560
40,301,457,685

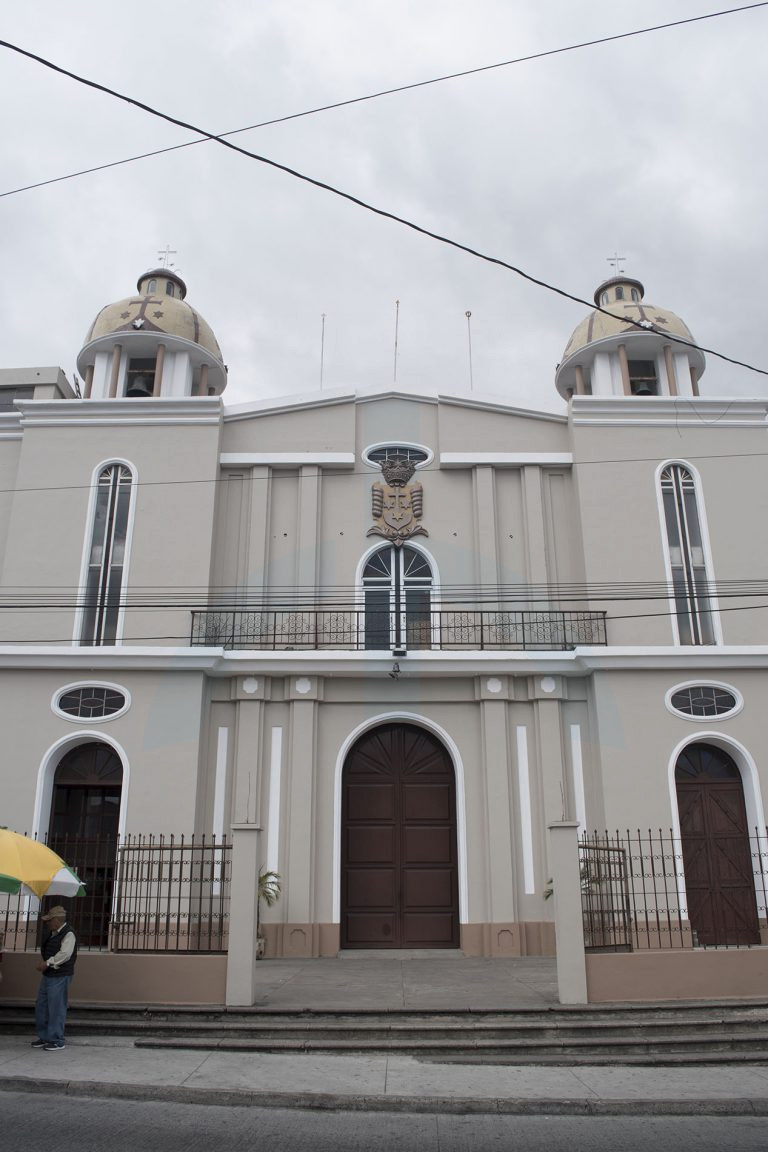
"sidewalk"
2,1036,768,1116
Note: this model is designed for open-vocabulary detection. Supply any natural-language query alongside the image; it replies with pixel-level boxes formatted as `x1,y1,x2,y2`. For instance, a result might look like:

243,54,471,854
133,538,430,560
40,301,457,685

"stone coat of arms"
367,455,428,547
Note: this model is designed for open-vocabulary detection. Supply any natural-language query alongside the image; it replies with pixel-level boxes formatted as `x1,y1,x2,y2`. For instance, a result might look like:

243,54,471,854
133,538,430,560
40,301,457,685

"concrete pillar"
246,465,271,593
663,345,678,396
574,364,586,396
225,823,262,1005
473,466,498,589
296,466,320,592
535,696,566,827
480,696,516,930
108,343,122,398
199,363,209,397
521,466,548,590
232,697,264,825
690,365,700,397
548,821,588,1004
83,364,94,399
617,344,631,395
283,683,319,954
153,343,166,396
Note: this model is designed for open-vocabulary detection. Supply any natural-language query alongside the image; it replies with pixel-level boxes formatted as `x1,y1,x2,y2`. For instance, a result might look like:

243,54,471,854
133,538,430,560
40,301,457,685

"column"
246,466,271,592
472,465,498,588
83,364,94,399
548,821,588,1004
480,692,517,948
283,678,320,955
663,345,678,396
225,823,262,1005
153,343,166,396
296,465,321,592
108,344,122,398
521,466,548,589
617,344,631,395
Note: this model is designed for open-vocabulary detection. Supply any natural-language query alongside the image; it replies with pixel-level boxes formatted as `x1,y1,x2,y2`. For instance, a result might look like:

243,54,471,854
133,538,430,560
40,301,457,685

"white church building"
2,267,767,1005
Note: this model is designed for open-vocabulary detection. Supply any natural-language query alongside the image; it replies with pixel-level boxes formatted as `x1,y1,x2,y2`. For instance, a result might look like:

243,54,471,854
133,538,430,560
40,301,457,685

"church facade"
2,268,766,1004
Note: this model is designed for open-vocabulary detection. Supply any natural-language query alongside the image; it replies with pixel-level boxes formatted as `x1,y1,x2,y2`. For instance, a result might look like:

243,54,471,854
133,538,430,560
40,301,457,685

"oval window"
666,683,741,720
53,683,129,722
363,443,432,469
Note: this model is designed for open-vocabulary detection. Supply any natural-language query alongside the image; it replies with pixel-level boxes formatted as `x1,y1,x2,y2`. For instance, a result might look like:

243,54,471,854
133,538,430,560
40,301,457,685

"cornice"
15,397,223,428
2,644,767,676
0,413,22,440
571,396,768,427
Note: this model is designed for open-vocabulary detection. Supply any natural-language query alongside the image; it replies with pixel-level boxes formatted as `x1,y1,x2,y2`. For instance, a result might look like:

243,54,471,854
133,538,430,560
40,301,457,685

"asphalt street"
1,1091,767,1152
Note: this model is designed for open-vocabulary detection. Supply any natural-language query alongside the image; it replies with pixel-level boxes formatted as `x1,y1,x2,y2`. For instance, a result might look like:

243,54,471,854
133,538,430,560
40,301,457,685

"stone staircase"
4,1001,768,1064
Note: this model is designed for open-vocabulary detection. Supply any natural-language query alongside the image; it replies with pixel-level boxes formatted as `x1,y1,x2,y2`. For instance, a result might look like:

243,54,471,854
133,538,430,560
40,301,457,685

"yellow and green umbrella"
0,829,85,899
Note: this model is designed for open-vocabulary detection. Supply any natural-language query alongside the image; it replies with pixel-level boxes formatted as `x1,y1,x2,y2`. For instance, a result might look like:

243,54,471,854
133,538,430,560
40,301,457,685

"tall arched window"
80,464,133,645
362,545,433,650
659,464,716,645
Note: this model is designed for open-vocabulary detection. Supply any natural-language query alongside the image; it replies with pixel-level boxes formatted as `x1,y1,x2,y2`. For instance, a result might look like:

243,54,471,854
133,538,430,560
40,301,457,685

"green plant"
256,868,281,945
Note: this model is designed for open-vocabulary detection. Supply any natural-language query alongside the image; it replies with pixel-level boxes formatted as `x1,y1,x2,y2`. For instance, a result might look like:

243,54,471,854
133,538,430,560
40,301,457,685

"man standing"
32,905,77,1052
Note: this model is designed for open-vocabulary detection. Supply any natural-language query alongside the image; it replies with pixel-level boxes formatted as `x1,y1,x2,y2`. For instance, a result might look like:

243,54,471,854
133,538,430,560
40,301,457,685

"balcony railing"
190,608,607,651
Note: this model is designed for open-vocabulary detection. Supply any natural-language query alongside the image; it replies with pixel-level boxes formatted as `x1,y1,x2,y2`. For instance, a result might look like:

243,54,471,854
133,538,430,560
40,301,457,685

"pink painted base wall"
0,951,227,1005
587,948,768,1002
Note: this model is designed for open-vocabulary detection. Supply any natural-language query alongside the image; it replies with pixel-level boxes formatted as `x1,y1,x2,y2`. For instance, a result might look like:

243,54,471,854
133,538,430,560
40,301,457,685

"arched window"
147,279,157,293
80,464,133,645
659,464,716,645
362,545,433,650
615,286,624,300
166,282,175,297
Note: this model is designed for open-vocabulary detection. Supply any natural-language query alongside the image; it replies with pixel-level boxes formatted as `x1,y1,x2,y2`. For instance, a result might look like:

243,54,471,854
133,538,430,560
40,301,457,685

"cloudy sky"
2,1,767,412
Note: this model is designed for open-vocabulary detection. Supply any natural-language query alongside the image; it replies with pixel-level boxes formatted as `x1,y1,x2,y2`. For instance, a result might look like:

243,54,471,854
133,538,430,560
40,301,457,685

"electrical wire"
2,30,768,378
2,4,766,200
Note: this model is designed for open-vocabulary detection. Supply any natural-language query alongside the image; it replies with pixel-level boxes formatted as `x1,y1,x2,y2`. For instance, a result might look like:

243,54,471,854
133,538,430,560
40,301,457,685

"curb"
1,1077,768,1116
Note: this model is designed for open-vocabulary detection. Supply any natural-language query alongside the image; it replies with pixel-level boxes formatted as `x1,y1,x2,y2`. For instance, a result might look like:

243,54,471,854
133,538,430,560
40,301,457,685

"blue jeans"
35,973,73,1044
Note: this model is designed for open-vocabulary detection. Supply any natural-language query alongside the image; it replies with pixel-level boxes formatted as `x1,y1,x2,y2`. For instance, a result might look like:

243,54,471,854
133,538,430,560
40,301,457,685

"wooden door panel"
345,914,396,944
346,869,396,907
403,913,456,944
403,826,453,863
341,723,459,949
403,783,451,821
404,868,454,906
346,783,395,820
345,826,395,863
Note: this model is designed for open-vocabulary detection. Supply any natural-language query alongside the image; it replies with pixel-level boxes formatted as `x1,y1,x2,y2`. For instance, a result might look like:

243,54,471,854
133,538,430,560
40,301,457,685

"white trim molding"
440,452,572,468
32,731,131,842
515,726,536,895
219,452,355,468
571,395,768,427
664,680,743,722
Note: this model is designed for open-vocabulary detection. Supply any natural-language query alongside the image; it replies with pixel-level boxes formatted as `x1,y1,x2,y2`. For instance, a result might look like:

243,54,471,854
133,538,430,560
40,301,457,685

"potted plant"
255,868,281,959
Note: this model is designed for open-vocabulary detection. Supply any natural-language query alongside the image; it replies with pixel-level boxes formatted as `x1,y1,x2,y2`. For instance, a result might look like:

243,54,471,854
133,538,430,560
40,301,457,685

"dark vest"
41,922,78,977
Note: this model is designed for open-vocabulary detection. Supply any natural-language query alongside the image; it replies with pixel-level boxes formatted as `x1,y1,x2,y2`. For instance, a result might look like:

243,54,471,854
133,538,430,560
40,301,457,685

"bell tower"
76,269,226,400
555,276,705,400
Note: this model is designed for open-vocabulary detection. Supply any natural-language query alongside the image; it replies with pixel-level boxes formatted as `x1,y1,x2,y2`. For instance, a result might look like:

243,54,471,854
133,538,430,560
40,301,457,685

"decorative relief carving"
367,455,428,547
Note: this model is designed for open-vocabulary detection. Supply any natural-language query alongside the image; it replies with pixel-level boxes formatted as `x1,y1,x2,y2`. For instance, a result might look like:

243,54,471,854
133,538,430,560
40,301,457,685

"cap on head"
41,905,67,922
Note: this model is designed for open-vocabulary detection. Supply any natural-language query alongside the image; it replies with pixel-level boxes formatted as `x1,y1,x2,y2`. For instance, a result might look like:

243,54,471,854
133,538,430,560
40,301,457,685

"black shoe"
43,1042,65,1051
31,1039,47,1048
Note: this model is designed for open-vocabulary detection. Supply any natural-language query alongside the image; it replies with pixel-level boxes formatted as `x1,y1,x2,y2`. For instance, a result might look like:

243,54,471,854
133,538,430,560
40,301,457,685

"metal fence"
190,607,607,651
580,829,768,952
0,834,231,953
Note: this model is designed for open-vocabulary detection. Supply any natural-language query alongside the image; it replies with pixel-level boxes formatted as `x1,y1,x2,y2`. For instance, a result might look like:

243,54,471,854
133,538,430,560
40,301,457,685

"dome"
82,269,223,364
555,276,704,399
77,268,227,398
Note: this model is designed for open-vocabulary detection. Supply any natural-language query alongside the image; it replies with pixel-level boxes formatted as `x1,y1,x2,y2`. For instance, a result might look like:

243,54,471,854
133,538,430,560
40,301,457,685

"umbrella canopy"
0,829,85,899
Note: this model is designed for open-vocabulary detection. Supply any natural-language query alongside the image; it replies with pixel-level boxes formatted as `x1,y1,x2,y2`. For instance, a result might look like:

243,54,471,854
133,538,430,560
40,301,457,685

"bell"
126,375,153,398
632,382,655,396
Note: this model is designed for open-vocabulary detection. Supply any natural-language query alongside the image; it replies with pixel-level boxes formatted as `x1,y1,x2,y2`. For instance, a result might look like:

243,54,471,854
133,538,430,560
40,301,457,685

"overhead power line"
2,28,768,379
2,4,766,200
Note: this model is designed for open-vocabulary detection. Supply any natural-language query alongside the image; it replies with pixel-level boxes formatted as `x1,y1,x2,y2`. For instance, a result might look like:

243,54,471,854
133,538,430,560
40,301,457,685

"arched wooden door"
47,741,123,947
341,723,460,948
675,742,760,946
